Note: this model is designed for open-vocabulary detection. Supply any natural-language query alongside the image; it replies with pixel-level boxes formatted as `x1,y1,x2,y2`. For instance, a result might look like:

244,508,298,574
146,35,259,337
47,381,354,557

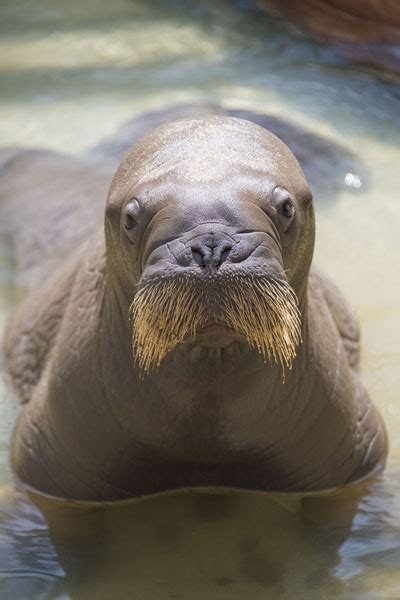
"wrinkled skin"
4,116,387,502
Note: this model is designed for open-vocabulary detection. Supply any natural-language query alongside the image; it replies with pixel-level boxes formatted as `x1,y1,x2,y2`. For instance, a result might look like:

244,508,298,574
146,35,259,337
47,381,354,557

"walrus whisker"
129,274,302,378
129,277,208,374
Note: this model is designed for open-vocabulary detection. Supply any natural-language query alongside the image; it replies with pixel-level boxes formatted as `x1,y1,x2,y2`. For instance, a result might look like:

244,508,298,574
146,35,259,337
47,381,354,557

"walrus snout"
183,230,283,277
190,234,233,269
142,221,283,284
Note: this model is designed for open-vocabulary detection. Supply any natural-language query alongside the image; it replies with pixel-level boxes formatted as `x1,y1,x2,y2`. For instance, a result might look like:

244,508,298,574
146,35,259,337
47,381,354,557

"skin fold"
3,116,387,502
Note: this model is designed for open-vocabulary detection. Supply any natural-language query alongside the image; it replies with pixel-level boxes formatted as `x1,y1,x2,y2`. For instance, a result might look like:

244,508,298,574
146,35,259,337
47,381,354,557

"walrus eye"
123,198,140,235
271,187,295,232
125,214,137,230
280,199,294,219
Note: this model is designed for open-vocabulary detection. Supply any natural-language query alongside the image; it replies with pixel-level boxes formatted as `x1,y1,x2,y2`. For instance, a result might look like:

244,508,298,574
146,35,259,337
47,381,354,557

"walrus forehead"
132,138,302,188
109,117,309,203
132,169,281,213
135,156,288,186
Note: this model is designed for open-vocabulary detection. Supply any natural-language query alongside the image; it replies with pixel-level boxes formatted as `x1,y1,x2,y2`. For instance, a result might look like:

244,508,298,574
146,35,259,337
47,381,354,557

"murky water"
0,0,399,598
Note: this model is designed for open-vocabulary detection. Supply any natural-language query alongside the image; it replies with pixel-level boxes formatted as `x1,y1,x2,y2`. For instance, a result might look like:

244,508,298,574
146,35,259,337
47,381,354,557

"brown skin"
4,116,387,502
0,149,113,291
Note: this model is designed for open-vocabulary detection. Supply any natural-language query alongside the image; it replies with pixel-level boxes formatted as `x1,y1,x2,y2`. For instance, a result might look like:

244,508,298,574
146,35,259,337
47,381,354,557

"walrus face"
105,117,314,375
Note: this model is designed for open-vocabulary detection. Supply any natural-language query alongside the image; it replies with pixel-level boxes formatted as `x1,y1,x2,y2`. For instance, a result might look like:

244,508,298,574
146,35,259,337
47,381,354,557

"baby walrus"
5,116,387,501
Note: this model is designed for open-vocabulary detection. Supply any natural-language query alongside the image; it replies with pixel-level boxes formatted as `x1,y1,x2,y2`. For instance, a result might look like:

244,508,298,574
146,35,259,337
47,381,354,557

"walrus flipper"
309,265,361,372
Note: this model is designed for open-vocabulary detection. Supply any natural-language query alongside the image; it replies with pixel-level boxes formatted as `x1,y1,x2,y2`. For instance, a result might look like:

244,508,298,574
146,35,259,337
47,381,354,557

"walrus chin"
129,273,302,378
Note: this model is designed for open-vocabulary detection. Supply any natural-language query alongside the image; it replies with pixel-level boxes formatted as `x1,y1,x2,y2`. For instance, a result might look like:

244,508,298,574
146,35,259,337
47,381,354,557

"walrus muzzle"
130,273,302,376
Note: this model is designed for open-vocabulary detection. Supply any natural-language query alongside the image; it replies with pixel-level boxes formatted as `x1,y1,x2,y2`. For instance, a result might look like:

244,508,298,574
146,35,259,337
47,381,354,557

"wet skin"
4,116,387,501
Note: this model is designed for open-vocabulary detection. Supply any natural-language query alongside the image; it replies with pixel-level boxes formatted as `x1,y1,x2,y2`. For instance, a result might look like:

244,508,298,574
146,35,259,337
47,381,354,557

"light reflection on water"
0,0,400,598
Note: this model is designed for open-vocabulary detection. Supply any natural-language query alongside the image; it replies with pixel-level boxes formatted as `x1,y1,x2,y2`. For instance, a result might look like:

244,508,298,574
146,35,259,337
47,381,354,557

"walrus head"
105,116,315,376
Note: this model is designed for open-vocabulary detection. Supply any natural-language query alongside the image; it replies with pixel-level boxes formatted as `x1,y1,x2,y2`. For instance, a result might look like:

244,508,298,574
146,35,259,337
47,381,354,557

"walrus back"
0,150,113,291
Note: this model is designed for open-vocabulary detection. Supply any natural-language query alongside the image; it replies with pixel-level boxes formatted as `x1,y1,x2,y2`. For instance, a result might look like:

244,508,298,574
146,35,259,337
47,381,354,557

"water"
0,0,399,598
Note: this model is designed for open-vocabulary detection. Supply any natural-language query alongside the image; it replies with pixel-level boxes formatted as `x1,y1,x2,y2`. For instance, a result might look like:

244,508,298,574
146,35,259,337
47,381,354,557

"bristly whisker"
129,273,301,378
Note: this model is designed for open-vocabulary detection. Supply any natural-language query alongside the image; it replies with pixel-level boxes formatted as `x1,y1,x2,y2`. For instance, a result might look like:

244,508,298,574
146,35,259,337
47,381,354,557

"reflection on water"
0,0,400,598
0,484,387,600
1,480,400,599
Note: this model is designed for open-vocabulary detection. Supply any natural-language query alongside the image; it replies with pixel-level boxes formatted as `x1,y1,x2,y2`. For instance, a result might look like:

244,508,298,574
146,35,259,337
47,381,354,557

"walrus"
3,116,387,502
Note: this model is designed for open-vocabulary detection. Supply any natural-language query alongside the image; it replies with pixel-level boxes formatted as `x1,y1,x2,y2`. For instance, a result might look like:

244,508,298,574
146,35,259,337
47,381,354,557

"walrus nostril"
211,241,232,267
191,247,210,267
191,239,232,268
